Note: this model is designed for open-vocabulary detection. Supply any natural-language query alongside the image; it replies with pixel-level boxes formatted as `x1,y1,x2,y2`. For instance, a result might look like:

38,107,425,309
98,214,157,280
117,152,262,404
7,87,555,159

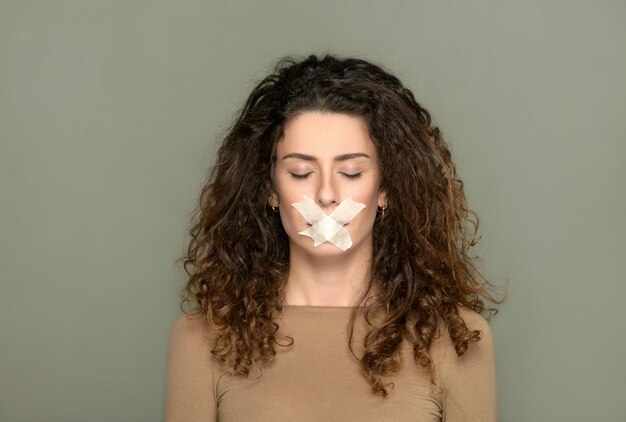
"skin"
269,111,387,306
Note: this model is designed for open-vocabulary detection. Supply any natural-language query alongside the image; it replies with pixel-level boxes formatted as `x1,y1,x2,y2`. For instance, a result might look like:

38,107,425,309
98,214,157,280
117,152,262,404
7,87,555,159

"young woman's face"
271,111,387,257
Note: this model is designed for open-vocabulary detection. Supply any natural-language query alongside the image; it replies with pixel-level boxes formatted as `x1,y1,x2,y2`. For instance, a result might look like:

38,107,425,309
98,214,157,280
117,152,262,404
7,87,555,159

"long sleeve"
440,309,497,421
164,313,218,422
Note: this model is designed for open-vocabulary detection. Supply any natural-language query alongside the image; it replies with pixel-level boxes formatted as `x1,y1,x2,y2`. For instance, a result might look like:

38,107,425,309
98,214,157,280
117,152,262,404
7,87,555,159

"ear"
269,191,280,207
377,189,387,208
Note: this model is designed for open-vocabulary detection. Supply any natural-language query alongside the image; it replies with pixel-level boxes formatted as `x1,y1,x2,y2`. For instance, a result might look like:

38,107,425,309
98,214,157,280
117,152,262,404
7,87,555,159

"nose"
315,170,339,211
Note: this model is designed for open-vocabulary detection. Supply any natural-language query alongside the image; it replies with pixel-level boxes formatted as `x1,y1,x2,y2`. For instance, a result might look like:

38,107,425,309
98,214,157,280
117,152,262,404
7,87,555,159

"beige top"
165,305,496,421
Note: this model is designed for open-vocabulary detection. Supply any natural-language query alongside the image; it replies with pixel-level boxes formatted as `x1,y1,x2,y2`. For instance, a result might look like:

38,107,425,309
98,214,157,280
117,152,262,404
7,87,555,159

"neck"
283,237,374,307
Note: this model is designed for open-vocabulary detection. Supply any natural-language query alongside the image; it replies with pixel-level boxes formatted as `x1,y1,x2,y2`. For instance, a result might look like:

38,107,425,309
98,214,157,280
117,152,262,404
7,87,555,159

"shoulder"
429,306,495,378
168,312,222,361
165,313,221,420
166,312,222,378
457,306,493,341
433,307,498,420
446,306,494,359
431,306,493,351
169,312,215,344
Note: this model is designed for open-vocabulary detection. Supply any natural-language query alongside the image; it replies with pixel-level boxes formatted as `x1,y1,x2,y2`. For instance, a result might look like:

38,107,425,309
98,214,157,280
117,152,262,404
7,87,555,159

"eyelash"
289,172,362,180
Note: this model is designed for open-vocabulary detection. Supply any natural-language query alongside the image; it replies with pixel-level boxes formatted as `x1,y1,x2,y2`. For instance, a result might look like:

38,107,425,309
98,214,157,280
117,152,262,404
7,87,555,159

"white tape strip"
291,195,366,251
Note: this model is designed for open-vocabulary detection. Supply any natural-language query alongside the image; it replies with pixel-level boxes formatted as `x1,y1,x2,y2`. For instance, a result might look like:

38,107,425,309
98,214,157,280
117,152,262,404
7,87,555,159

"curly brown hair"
178,53,504,397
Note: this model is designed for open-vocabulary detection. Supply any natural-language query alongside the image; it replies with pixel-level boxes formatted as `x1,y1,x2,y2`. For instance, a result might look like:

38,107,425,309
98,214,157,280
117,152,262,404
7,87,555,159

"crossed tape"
291,195,366,251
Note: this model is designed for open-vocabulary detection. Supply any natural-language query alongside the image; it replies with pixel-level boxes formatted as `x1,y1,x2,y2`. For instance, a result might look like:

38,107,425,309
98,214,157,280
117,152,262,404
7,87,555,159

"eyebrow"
281,152,370,161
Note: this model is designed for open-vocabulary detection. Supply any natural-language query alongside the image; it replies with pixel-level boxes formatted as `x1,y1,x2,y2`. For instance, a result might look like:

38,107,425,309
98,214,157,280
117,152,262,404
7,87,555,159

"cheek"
352,187,380,214
278,204,304,235
348,191,380,230
275,175,306,204
352,201,377,230
274,180,309,235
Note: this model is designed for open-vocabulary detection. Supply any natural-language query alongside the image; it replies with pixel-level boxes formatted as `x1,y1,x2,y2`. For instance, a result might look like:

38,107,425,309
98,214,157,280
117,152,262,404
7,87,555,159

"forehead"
277,111,376,158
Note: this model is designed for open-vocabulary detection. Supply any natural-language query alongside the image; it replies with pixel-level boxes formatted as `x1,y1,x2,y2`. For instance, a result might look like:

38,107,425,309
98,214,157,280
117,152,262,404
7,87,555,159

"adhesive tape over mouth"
290,195,366,251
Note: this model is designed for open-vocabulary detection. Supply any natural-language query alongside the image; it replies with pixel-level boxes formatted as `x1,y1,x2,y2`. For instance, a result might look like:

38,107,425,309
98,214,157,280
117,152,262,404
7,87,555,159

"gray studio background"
1,1,624,421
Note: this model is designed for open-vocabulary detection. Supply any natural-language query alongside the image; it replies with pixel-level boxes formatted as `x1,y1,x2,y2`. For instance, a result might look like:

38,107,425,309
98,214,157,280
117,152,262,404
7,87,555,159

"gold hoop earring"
378,203,388,218
268,197,279,212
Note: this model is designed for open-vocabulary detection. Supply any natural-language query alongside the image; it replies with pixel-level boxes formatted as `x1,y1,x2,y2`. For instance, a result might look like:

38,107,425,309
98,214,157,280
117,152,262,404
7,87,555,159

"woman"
165,54,503,421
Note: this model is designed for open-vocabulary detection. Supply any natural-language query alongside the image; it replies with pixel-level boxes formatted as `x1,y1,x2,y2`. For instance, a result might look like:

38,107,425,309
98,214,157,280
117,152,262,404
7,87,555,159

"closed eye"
288,172,362,180
289,172,312,179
